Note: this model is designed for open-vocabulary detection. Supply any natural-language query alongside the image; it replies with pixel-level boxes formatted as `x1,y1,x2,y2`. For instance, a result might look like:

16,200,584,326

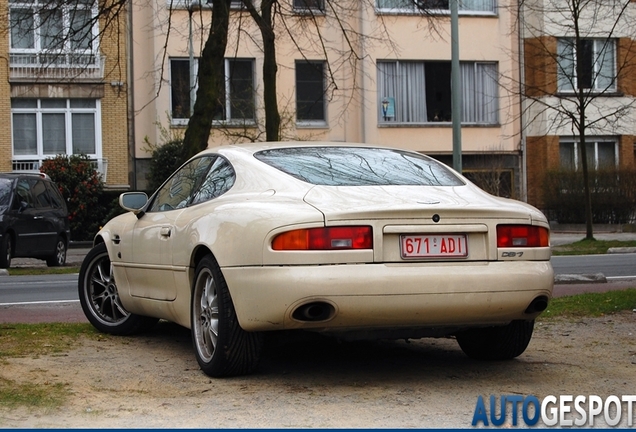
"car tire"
78,243,157,335
455,320,534,360
46,237,67,267
0,234,12,269
191,254,263,377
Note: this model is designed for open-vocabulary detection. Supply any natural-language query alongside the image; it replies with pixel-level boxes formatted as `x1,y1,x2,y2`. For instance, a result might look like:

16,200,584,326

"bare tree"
518,0,636,239
191,0,448,146
181,0,233,159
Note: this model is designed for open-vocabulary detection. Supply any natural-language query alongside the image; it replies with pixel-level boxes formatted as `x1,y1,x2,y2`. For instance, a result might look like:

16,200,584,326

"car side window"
15,179,35,209
0,179,12,209
148,156,214,212
31,180,53,209
44,181,65,210
190,157,236,205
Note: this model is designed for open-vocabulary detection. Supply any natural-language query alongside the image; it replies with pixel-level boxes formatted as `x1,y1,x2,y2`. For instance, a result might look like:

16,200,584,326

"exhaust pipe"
292,302,335,322
525,296,549,314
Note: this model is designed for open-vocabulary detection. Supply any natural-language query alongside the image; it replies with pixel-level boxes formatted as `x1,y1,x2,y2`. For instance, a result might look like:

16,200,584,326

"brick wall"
524,36,557,98
98,1,129,188
526,135,560,209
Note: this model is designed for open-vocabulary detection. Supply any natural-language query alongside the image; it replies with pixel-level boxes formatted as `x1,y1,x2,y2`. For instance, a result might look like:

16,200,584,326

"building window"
293,0,325,13
9,0,97,64
11,98,101,166
560,139,618,170
295,61,326,124
170,58,255,125
377,60,498,125
224,59,255,121
557,38,616,92
376,0,496,14
170,59,193,121
167,0,244,10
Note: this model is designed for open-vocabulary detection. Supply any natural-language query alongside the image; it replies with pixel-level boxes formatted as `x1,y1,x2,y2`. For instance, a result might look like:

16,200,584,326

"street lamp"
450,0,462,173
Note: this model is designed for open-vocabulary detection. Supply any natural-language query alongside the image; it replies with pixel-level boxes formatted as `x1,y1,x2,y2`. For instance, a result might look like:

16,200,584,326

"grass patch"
0,323,99,410
0,377,69,409
0,323,98,358
552,239,636,255
540,288,636,320
7,266,80,276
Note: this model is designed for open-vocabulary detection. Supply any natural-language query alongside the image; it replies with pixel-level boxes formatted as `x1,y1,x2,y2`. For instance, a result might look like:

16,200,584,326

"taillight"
497,225,549,248
272,226,373,250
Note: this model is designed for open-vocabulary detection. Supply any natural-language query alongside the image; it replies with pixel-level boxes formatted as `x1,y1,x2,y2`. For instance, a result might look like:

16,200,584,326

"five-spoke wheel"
191,254,262,377
78,243,156,335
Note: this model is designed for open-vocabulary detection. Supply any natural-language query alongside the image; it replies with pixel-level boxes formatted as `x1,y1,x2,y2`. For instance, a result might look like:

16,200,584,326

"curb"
607,247,636,254
555,273,607,285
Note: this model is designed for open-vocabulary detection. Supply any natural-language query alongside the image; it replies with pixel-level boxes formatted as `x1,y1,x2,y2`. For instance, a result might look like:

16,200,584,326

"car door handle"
33,216,43,220
160,227,171,238
112,235,121,244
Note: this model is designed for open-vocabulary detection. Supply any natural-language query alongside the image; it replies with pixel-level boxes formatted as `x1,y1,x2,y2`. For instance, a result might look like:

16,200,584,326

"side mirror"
119,192,148,215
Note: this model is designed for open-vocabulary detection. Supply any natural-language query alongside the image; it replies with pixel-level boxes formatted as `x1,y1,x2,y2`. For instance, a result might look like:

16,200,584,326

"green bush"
146,139,185,192
542,169,636,224
40,154,104,241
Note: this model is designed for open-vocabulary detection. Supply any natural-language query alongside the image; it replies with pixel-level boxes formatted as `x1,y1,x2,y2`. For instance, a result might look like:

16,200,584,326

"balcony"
12,158,108,183
9,53,106,82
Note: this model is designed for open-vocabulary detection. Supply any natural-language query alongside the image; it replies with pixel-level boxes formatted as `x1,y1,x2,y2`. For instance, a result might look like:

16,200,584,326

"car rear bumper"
222,261,554,333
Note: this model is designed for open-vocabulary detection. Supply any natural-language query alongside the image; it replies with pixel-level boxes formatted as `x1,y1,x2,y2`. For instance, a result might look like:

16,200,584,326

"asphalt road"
1,236,635,323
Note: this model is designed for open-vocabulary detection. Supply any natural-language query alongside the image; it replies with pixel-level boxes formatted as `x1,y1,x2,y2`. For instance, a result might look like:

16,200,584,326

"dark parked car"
0,173,70,268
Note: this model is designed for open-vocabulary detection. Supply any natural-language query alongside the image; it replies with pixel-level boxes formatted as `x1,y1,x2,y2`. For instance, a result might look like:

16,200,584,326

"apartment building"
522,0,636,208
4,0,636,206
131,0,523,196
1,0,130,188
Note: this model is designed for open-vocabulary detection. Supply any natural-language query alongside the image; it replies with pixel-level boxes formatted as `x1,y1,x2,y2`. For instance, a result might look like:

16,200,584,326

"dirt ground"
1,311,635,429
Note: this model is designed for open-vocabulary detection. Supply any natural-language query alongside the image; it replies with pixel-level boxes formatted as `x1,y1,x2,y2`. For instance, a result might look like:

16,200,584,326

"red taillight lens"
272,226,373,250
497,225,549,248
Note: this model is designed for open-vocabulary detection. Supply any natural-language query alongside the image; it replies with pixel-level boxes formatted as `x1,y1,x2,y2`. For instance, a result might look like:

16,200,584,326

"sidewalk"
10,243,90,269
551,231,636,246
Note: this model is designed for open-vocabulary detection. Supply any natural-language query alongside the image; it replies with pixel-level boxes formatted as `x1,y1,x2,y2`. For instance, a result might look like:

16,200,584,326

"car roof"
205,141,398,157
0,172,51,181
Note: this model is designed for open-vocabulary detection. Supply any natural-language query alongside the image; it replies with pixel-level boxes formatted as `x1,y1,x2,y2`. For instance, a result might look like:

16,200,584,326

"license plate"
400,234,468,258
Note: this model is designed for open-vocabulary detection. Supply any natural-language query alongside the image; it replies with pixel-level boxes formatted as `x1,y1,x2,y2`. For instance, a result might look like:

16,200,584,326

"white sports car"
79,142,553,377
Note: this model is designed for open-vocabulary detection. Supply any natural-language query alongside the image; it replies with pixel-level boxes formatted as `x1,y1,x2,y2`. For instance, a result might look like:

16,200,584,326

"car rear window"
254,147,464,186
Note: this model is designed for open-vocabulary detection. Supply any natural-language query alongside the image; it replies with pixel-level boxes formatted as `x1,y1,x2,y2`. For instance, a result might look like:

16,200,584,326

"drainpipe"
127,0,136,190
518,0,527,202
359,0,366,143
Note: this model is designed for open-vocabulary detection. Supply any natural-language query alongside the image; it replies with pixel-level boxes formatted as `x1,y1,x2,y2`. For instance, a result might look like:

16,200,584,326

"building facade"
1,0,130,188
522,0,636,208
131,0,523,197
6,0,633,209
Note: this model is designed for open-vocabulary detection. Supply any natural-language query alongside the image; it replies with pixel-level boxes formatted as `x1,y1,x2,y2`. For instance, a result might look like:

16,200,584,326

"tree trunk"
182,0,233,160
575,33,594,240
244,0,281,142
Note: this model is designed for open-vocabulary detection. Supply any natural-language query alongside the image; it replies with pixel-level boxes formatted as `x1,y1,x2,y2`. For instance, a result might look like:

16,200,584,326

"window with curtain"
557,38,616,92
11,98,100,160
559,139,618,170
376,0,496,13
170,57,255,125
377,60,499,125
9,0,97,55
